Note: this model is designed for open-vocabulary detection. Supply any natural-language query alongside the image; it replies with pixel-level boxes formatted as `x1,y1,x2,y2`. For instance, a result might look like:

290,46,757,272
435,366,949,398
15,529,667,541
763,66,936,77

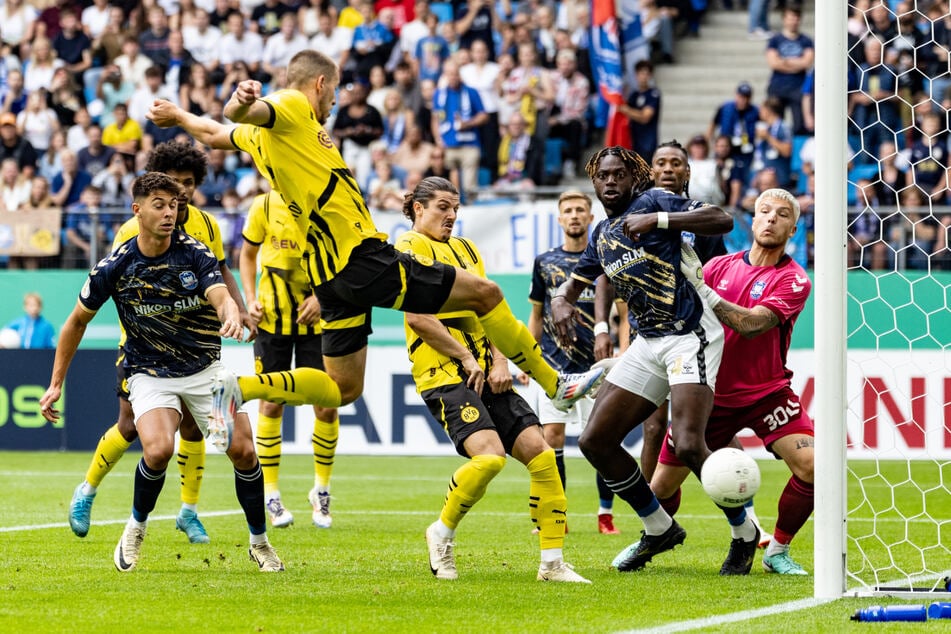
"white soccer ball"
0,328,21,349
700,447,761,508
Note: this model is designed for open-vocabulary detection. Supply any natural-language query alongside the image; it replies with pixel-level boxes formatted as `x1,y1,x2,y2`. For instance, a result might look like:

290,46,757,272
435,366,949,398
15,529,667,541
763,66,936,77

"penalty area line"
616,597,836,634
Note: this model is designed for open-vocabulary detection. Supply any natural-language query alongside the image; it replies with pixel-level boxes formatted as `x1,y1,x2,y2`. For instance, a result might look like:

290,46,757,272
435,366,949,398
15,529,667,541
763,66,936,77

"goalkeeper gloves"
680,243,723,309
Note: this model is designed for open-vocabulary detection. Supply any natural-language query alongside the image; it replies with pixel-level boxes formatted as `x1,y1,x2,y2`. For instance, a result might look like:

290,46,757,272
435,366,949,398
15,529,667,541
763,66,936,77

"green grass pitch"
0,452,943,632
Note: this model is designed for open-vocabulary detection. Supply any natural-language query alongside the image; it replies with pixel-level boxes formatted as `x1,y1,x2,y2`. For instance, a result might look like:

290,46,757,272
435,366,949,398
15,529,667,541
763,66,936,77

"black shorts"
253,331,325,373
115,348,129,399
315,239,457,357
421,382,541,458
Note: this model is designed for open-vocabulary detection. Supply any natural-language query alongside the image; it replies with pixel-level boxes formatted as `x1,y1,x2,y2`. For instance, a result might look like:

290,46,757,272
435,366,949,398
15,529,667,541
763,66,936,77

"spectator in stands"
686,135,725,206
38,130,66,182
198,148,238,208
219,10,266,82
251,0,295,37
209,0,237,30
380,89,413,154
640,0,676,64
709,81,759,189
548,48,589,180
423,146,458,190
298,0,336,38
138,5,170,66
101,102,142,165
620,59,661,165
501,41,554,141
366,64,390,112
338,0,365,30
415,77,437,144
495,111,540,189
51,148,92,208
219,61,254,101
432,59,487,199
376,0,415,36
752,96,792,189
0,157,31,212
0,0,38,58
4,292,55,347
128,66,177,128
36,0,81,41
714,133,744,208
367,156,405,211
904,110,951,204
157,30,197,99
61,182,107,269
460,39,501,183
414,11,450,84
92,150,133,207
455,0,497,58
52,8,92,87
0,111,38,176
77,123,115,176
24,37,64,96
392,59,422,120
871,140,906,208
747,0,770,39
114,36,154,89
1,70,28,118
81,0,110,39
18,90,61,159
765,6,814,136
866,2,897,41
88,5,127,76
400,0,430,63
740,165,780,212
390,121,434,175
218,187,245,267
66,107,91,153
12,177,56,269
349,1,396,82
49,67,83,128
182,8,223,74
95,65,135,128
333,81,384,188
263,13,310,79
310,11,354,72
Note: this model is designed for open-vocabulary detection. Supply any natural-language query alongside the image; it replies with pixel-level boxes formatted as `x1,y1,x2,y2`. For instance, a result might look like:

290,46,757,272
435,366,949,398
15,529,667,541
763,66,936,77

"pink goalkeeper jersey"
704,251,811,408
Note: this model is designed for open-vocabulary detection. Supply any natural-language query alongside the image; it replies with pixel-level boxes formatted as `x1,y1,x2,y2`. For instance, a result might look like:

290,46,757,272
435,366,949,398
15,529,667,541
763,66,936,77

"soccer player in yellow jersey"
67,142,253,543
147,49,602,421
396,177,589,583
239,191,339,529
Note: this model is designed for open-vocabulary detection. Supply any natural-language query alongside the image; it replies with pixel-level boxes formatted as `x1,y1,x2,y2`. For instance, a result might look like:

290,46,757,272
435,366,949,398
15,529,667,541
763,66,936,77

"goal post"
814,0,848,600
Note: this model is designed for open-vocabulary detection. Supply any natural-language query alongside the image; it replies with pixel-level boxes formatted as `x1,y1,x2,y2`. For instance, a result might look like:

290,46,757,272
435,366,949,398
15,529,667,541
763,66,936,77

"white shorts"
127,361,245,435
605,307,723,406
537,394,594,428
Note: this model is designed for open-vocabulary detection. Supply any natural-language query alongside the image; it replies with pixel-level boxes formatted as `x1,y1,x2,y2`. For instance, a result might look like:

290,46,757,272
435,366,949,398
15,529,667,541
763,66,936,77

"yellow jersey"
243,191,320,336
395,230,492,393
229,89,387,286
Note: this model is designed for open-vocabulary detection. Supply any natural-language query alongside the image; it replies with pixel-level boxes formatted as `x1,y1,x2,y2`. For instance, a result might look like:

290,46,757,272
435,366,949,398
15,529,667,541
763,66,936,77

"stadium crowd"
0,0,946,271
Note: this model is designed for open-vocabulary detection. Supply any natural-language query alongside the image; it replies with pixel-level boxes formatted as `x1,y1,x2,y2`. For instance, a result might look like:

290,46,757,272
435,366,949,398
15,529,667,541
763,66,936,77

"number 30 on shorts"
762,399,801,431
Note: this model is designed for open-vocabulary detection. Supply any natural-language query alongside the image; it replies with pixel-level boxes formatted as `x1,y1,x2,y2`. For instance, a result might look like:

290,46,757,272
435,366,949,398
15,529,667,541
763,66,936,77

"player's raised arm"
223,79,273,126
147,99,238,151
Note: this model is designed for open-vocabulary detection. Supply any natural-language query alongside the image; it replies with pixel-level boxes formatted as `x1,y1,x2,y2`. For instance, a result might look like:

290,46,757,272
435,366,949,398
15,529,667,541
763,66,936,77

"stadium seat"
478,167,492,187
543,138,564,184
431,2,453,24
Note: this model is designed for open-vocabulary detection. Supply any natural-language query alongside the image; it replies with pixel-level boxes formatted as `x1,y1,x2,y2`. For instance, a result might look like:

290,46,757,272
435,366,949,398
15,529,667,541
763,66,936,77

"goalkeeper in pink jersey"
643,187,815,576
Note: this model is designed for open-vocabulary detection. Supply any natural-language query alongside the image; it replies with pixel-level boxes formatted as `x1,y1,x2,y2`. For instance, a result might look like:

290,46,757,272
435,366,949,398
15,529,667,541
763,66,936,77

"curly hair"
144,141,208,187
584,146,653,195
401,176,457,221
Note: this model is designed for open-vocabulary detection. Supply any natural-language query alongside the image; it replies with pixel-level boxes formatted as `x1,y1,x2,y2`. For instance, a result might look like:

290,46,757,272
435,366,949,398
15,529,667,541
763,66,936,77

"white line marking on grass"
0,510,242,533
616,597,836,634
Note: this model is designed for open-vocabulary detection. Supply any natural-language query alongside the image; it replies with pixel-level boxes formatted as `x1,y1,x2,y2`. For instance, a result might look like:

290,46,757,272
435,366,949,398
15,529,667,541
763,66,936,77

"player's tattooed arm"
711,302,780,339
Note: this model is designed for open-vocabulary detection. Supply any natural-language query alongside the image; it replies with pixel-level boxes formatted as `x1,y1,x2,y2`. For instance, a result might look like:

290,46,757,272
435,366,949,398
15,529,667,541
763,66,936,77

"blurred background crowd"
0,0,946,272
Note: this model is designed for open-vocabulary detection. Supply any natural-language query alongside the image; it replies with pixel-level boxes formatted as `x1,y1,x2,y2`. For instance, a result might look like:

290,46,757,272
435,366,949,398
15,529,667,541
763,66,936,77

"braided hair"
655,139,690,197
584,146,654,196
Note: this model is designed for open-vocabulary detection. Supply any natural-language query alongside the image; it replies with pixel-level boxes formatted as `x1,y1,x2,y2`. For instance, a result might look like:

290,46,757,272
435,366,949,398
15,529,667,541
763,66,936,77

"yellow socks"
177,438,205,505
527,449,567,550
85,423,132,488
478,299,558,396
238,368,342,408
255,414,283,497
312,416,339,489
439,454,506,530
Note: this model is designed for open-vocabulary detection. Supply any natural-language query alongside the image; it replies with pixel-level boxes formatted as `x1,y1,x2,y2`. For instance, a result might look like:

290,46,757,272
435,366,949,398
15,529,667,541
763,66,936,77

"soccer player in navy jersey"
551,146,751,573
651,187,815,575
40,173,284,573
147,49,602,429
527,190,619,535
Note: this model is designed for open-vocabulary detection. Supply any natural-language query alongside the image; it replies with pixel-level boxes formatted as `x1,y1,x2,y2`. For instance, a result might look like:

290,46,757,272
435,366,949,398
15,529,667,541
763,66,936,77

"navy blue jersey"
80,230,226,378
529,246,596,373
572,188,707,337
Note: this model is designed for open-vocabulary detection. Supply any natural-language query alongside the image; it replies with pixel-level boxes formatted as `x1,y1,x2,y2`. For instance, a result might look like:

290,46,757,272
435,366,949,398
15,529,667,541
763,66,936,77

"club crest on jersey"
180,271,198,290
750,280,766,299
317,129,334,148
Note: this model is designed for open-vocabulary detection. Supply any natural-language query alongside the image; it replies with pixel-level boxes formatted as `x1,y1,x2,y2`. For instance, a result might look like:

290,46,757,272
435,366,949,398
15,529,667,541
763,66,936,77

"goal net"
819,1,951,598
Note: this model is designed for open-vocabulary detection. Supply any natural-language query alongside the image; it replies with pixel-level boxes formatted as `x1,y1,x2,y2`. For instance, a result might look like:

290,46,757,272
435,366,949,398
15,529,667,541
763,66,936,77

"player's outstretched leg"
70,423,133,537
